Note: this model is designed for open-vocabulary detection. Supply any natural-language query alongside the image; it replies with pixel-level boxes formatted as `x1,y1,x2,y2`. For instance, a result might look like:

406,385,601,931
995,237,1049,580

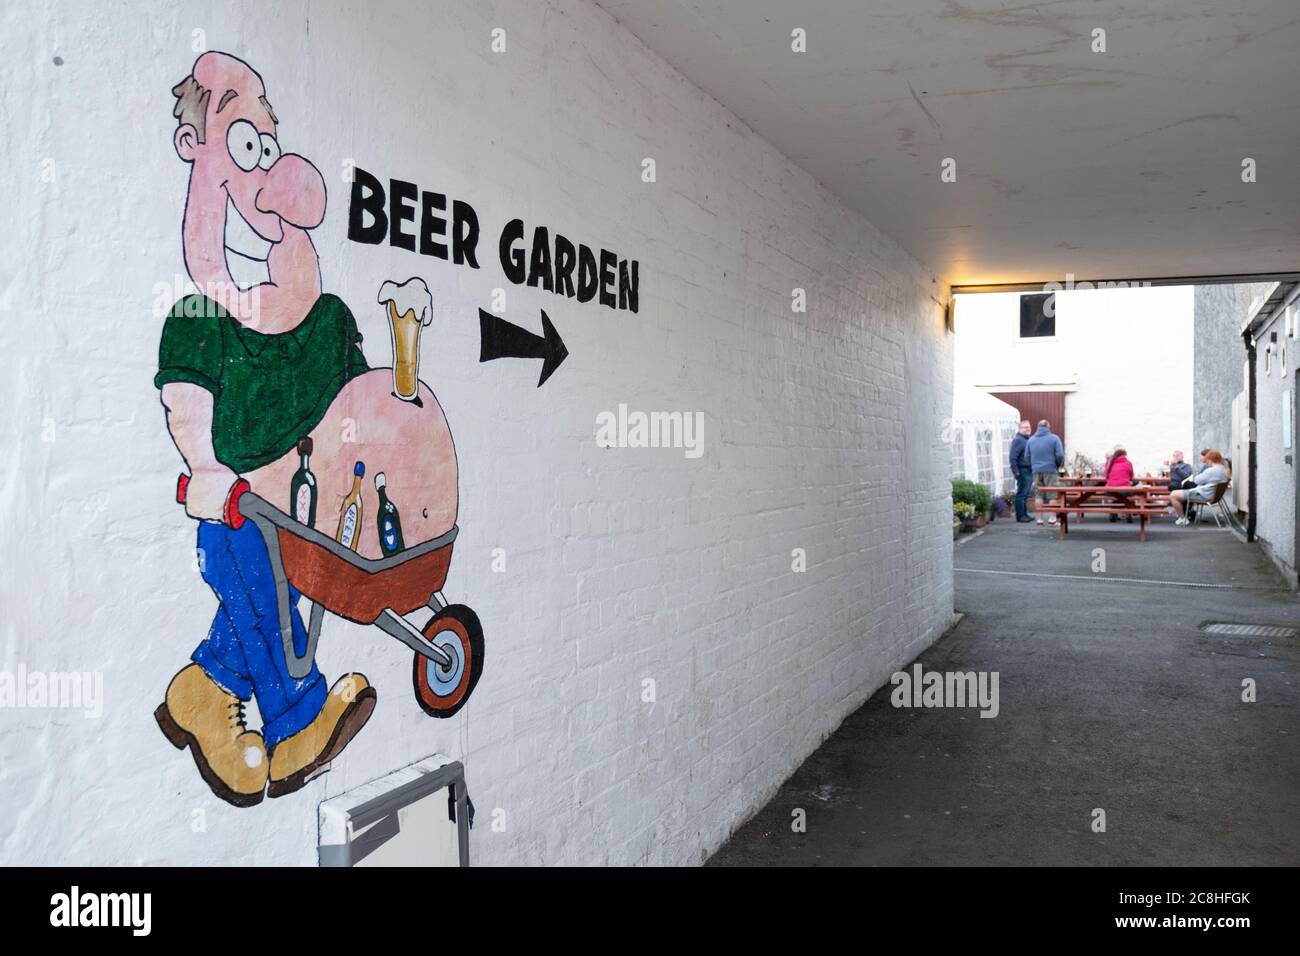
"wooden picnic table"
1036,484,1170,541
1047,476,1171,518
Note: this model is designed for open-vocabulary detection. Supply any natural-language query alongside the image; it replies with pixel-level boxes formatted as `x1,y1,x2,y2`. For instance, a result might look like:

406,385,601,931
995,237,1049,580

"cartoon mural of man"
153,52,376,806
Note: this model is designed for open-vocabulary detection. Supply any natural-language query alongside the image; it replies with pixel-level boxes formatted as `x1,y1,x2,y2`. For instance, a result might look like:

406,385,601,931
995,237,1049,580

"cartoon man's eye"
257,133,281,171
226,120,261,172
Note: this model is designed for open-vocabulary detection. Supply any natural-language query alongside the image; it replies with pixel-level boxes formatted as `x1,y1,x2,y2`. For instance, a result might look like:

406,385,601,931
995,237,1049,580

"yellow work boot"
155,663,268,807
267,673,376,798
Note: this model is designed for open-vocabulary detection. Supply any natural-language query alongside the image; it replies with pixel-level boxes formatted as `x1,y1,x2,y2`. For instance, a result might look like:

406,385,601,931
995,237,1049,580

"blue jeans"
191,520,327,747
1014,470,1032,519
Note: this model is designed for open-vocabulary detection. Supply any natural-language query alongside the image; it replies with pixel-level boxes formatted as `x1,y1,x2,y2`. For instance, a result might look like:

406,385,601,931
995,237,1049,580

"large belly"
247,369,458,559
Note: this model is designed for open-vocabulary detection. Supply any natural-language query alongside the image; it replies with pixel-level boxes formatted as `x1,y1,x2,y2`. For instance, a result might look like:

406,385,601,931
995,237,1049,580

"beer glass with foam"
377,277,433,402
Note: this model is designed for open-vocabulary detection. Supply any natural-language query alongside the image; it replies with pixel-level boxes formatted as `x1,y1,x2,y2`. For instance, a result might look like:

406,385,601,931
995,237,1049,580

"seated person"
1105,447,1135,486
1170,450,1229,526
1104,446,1135,523
1184,448,1214,520
1167,450,1193,491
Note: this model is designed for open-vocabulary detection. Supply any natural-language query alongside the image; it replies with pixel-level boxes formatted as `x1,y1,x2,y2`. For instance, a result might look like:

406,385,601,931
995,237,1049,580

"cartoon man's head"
172,53,326,320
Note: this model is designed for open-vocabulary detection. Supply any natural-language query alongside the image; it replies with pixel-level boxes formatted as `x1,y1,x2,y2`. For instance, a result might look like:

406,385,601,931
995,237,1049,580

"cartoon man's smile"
223,193,274,290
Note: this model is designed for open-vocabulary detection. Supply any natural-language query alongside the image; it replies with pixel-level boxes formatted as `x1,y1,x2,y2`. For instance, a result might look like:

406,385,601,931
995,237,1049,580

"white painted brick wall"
1253,310,1297,579
0,0,953,865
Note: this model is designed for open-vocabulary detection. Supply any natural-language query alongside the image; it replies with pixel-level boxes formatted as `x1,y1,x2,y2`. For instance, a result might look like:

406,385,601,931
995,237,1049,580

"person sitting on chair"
1182,448,1213,521
1170,450,1229,526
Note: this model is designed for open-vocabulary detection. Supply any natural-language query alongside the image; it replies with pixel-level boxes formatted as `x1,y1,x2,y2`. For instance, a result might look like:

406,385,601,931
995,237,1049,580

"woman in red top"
1105,447,1136,522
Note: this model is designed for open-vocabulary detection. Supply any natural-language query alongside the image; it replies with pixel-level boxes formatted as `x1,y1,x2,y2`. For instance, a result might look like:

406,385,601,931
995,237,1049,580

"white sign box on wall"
319,755,470,867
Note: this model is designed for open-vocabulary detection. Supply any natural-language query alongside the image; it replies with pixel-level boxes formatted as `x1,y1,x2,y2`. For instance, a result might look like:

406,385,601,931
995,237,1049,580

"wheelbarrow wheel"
413,605,484,718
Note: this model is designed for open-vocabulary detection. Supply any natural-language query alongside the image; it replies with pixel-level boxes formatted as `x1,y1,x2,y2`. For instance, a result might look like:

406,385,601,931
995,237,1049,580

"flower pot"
975,515,987,528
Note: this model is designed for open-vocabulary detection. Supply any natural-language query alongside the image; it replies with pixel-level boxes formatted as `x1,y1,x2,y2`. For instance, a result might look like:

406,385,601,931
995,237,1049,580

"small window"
952,428,966,480
1019,293,1056,338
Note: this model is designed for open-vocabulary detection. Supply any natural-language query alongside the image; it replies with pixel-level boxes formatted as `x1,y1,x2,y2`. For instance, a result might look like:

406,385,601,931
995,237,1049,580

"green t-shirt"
155,293,370,472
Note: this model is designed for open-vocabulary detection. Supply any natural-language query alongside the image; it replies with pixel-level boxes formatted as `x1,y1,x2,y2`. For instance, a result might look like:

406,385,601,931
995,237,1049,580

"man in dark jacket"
1008,420,1034,522
1167,450,1193,491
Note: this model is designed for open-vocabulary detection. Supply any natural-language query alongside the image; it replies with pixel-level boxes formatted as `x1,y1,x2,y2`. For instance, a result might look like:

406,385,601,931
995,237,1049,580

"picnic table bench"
1036,485,1170,541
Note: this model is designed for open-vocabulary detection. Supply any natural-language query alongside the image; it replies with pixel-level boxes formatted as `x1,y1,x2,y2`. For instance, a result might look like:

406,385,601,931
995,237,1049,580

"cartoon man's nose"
255,154,326,229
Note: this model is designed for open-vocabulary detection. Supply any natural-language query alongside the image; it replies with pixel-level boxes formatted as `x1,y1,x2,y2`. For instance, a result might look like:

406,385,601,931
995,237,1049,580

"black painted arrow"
478,308,569,387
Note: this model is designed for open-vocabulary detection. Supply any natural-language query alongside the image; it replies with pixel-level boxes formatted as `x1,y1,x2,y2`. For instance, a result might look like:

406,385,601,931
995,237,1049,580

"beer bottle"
290,438,317,527
336,461,365,551
374,472,405,557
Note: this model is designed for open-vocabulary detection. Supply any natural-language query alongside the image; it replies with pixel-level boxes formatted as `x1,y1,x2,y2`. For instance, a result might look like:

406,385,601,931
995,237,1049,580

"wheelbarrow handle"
176,472,252,530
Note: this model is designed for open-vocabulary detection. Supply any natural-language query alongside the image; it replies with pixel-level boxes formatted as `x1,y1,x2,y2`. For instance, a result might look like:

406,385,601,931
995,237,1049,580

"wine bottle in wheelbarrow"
374,472,405,557
290,437,317,527
335,461,365,551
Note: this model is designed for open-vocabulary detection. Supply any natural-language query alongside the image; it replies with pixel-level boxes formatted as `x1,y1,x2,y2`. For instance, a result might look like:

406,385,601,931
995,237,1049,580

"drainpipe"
1244,330,1257,543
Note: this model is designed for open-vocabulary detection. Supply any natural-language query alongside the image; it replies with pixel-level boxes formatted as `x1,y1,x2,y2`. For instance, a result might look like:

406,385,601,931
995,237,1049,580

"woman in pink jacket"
1105,447,1136,522
1105,448,1135,486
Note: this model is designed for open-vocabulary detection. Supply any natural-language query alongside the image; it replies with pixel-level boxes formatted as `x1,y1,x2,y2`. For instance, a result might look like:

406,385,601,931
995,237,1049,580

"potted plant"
953,479,993,527
954,501,977,531
952,479,989,530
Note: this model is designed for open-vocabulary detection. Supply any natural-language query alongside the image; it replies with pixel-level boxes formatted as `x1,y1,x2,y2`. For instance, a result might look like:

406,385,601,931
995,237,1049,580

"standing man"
1009,420,1034,523
1027,419,1065,527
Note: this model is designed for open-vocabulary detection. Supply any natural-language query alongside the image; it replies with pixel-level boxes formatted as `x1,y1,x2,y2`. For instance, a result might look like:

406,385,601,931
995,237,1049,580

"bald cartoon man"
153,53,375,806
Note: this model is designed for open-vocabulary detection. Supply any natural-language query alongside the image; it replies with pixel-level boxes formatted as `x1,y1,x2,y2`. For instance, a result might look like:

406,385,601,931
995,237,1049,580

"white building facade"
954,286,1195,478
1241,286,1299,583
